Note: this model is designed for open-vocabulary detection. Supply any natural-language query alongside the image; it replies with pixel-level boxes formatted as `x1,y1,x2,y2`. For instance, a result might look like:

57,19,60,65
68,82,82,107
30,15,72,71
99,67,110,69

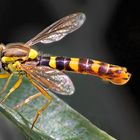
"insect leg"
0,73,10,78
0,75,23,103
14,92,42,109
31,98,52,130
0,73,13,95
26,74,52,129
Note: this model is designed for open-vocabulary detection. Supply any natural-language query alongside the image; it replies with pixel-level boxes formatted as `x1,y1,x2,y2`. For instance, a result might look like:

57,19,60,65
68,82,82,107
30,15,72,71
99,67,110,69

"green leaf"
0,76,116,140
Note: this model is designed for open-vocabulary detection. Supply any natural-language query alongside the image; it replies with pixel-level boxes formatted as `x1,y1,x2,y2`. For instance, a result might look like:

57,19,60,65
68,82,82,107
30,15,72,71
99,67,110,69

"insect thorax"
1,43,38,72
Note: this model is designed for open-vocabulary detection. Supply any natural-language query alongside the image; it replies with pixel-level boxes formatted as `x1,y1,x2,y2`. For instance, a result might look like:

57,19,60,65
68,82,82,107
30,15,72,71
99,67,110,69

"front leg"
0,73,10,78
0,73,13,95
0,74,23,103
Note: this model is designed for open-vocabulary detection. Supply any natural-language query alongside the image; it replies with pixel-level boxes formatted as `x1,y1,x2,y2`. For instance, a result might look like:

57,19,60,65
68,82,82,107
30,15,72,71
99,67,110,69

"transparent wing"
25,12,86,47
21,64,75,95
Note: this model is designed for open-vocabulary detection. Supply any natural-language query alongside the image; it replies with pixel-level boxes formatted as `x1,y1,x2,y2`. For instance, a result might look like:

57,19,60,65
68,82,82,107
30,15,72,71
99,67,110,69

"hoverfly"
0,12,131,129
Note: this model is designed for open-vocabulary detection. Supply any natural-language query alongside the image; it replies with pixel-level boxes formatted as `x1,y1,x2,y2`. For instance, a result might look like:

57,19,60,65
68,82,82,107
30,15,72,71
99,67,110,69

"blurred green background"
0,0,140,140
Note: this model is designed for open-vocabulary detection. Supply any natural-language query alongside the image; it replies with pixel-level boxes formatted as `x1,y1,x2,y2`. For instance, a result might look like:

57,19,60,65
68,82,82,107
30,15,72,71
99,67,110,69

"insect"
0,12,131,129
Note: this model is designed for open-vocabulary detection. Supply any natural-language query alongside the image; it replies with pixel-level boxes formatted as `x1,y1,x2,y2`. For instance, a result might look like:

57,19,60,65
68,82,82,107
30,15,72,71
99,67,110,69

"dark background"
0,0,140,140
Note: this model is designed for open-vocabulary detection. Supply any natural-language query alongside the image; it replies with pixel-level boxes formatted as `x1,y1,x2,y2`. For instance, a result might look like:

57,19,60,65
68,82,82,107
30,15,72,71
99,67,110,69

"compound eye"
0,44,5,71
0,48,2,70
0,44,5,57
0,61,2,70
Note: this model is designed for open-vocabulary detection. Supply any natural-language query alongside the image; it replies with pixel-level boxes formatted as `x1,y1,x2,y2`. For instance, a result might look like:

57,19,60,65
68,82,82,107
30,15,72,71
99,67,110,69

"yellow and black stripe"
38,56,131,85
39,56,94,73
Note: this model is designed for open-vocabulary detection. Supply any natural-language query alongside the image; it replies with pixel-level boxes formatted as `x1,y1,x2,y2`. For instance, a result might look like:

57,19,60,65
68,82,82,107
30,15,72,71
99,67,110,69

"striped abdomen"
38,56,131,85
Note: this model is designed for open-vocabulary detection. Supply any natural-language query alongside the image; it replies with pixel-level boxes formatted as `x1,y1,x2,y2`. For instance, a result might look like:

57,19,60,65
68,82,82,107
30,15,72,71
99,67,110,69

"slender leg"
0,75,23,103
27,74,52,129
0,73,10,78
14,92,42,109
0,73,13,95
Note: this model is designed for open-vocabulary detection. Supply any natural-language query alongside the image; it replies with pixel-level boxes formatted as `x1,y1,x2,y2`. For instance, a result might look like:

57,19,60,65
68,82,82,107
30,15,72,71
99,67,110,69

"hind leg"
31,96,52,129
27,74,52,129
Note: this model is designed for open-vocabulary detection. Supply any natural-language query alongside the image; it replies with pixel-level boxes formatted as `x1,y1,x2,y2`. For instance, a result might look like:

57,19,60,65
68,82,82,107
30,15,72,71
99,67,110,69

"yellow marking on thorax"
8,63,17,72
2,56,26,63
29,49,38,59
49,57,56,68
8,61,21,72
69,58,79,71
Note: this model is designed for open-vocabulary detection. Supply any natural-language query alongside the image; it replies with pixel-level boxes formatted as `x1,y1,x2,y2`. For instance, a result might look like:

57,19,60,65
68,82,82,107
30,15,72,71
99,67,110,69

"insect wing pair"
21,13,86,95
